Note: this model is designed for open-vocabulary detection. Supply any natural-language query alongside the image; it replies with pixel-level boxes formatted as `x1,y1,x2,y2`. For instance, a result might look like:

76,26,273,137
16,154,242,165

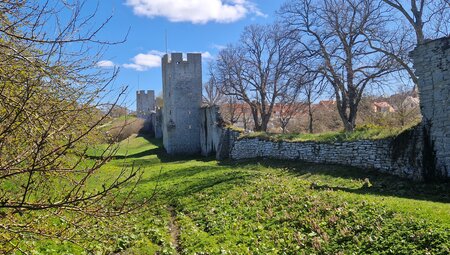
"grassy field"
13,135,450,254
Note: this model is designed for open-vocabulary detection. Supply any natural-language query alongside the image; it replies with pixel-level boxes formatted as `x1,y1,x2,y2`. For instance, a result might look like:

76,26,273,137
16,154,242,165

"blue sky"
89,0,282,110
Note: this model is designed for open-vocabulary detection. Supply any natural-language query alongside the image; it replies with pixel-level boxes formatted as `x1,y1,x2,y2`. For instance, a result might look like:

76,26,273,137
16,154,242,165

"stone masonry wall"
136,90,155,119
200,106,223,156
216,129,241,160
230,127,424,180
411,37,450,178
162,53,202,155
151,109,163,139
136,90,155,133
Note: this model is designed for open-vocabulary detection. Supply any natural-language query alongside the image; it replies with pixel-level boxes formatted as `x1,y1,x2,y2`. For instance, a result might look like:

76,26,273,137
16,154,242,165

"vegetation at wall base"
239,123,421,143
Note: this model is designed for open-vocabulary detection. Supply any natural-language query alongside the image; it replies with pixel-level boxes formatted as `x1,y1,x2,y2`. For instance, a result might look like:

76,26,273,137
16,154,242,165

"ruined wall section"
200,106,224,157
162,53,202,154
411,37,450,178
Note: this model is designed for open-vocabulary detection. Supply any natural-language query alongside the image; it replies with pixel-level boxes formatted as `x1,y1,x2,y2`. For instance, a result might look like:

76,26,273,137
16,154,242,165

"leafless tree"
277,98,304,134
203,68,224,106
219,96,242,125
214,24,303,132
365,0,450,91
276,72,311,133
280,0,397,131
388,85,421,127
382,0,450,44
300,73,326,133
0,1,146,252
156,91,164,108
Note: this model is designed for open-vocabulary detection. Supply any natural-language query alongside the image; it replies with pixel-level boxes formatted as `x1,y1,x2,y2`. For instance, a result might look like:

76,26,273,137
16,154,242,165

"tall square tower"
162,53,202,154
136,90,155,119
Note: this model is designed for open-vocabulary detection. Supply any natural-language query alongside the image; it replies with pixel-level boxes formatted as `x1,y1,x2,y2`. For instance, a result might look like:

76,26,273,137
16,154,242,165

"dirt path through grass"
168,205,181,254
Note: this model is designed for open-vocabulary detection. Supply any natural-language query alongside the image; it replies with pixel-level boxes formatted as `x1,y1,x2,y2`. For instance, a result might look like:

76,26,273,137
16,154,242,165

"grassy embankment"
240,124,418,143
13,134,450,254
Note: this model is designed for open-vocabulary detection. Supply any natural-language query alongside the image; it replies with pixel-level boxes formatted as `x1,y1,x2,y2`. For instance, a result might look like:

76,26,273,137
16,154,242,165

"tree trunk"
260,114,271,132
337,104,356,132
308,102,313,133
342,118,355,132
250,104,261,131
253,113,262,131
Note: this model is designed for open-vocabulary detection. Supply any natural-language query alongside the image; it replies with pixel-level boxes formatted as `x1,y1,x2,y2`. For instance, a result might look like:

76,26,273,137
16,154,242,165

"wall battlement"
137,90,153,95
162,52,202,64
136,89,155,120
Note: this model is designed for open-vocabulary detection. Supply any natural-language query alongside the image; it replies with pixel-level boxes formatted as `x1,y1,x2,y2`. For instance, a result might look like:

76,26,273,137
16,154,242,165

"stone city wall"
228,36,450,181
230,126,425,180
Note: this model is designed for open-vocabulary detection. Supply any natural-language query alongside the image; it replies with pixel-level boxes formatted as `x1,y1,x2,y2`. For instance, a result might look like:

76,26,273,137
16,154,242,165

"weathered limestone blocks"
200,106,223,156
162,53,202,154
411,37,450,178
230,128,424,180
136,90,155,119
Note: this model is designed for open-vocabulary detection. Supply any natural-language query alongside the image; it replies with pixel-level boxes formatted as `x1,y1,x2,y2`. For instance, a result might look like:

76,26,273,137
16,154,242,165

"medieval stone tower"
136,90,155,119
162,53,202,154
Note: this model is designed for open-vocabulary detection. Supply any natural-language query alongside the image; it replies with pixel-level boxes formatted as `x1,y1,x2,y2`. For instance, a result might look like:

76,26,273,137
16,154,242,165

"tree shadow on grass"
220,159,450,204
130,164,256,204
169,171,251,200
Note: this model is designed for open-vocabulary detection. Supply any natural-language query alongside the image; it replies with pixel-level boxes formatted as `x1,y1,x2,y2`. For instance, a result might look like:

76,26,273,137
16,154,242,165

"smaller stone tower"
136,90,155,119
162,53,202,154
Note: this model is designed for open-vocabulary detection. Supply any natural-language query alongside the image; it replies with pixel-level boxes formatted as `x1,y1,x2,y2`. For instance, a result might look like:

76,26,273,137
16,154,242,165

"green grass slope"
12,135,450,254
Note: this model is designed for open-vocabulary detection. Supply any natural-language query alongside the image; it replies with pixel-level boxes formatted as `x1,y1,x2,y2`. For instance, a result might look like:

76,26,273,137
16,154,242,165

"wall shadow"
137,135,215,164
220,159,450,204
102,133,450,204
88,134,215,164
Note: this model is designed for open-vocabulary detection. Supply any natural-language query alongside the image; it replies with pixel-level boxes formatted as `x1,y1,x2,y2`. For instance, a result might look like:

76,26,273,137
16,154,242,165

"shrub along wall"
230,125,426,180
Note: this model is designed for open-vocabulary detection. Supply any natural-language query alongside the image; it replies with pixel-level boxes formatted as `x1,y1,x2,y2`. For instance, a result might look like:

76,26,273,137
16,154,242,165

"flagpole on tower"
137,74,140,91
165,29,168,54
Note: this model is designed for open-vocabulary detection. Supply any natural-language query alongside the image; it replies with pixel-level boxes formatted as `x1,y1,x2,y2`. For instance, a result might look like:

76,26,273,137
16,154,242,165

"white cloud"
211,44,227,50
124,51,214,71
125,0,264,24
97,60,115,68
123,50,165,71
201,51,214,61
